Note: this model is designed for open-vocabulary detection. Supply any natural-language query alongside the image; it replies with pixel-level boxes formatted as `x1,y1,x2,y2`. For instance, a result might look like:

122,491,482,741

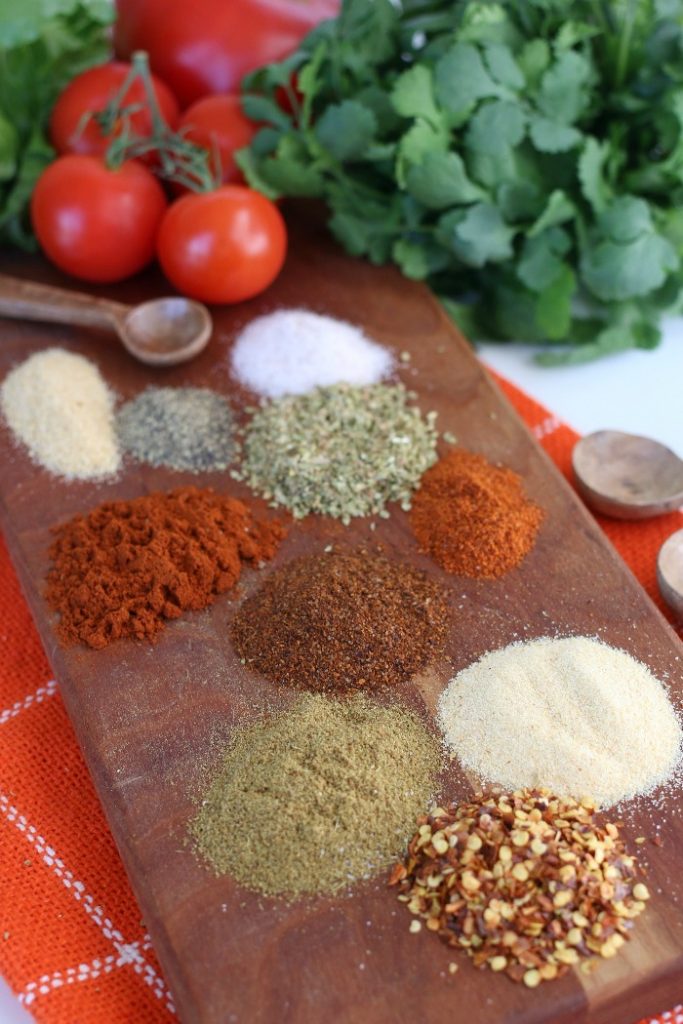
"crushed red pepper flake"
392,788,649,985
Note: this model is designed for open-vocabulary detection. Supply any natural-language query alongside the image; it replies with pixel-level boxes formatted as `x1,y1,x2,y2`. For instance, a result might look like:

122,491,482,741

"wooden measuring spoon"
0,273,212,366
573,430,683,520
658,529,683,619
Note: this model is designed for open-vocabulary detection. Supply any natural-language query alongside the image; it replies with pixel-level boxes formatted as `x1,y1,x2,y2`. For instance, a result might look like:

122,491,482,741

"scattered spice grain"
231,550,450,692
410,448,543,577
117,386,237,472
1,348,119,479
438,636,682,807
46,486,286,649
191,692,441,896
235,382,438,521
393,788,649,984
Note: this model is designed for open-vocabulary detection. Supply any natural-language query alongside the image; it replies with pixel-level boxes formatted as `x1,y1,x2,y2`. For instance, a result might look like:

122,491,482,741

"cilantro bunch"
240,0,683,363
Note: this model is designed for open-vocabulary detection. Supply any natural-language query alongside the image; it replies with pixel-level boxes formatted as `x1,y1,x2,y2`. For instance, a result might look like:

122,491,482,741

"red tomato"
157,186,287,303
31,155,167,283
114,0,340,108
178,95,256,186
50,62,180,157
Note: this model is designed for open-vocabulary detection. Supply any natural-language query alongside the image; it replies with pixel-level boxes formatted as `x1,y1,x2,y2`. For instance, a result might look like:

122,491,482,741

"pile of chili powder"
231,550,450,692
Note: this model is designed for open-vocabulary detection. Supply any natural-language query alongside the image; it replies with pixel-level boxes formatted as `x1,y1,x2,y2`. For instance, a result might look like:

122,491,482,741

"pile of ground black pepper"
116,386,237,472
231,550,450,692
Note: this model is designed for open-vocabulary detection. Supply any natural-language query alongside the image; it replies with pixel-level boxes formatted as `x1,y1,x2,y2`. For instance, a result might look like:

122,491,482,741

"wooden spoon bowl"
658,529,683,619
0,273,212,367
573,430,683,520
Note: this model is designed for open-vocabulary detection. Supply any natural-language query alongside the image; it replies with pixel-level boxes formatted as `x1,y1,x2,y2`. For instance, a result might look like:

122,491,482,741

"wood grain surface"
1,207,682,1024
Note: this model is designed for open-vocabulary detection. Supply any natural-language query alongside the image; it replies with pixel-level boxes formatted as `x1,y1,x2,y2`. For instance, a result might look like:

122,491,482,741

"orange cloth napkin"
0,372,680,1023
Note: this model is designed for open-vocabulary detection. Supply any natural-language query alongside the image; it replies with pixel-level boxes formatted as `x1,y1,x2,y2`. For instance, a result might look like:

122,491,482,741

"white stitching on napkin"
0,792,176,1014
0,680,57,726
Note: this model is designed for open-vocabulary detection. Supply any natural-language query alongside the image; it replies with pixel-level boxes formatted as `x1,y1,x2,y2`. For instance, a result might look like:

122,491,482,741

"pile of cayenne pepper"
410,448,544,578
46,486,286,648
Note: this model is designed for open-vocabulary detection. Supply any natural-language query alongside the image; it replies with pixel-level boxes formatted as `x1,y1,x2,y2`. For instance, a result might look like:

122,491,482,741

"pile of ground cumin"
191,692,441,896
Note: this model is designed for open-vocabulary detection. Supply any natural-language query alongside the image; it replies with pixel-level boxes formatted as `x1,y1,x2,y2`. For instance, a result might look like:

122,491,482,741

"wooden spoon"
573,430,683,520
658,529,683,619
0,273,212,367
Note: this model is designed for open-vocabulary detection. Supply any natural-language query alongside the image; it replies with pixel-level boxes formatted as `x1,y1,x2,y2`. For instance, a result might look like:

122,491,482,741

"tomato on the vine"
156,186,287,304
178,96,256,187
50,62,180,157
31,155,167,283
114,0,340,107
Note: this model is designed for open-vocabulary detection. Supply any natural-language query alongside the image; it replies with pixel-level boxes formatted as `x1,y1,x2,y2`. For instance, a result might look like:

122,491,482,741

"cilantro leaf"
243,0,683,362
577,136,613,214
315,100,378,161
434,42,499,113
536,265,575,339
391,65,441,126
438,203,515,267
405,151,484,209
465,99,526,154
597,196,653,243
518,227,571,291
537,50,592,124
483,43,524,90
528,190,576,236
581,233,679,301
529,116,582,153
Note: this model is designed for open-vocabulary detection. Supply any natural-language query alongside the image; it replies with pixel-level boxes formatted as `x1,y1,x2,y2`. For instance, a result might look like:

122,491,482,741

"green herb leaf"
529,116,582,153
243,0,683,362
483,43,524,90
434,42,499,112
405,151,484,209
518,227,571,292
392,65,442,126
537,50,592,124
465,99,526,154
578,137,612,214
536,265,575,339
315,100,378,161
582,233,679,302
438,203,515,267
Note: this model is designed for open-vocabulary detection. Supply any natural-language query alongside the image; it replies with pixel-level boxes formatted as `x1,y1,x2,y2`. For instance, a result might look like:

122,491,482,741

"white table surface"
1,322,681,1024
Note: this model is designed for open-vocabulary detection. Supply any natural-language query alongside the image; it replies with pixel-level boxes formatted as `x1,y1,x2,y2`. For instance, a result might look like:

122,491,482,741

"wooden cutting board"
1,207,682,1024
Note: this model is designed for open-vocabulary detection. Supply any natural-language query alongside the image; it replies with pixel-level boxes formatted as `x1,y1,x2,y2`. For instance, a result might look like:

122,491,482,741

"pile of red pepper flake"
390,788,650,987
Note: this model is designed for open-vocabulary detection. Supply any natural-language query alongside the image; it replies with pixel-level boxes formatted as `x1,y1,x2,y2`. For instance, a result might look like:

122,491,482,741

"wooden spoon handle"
0,274,130,333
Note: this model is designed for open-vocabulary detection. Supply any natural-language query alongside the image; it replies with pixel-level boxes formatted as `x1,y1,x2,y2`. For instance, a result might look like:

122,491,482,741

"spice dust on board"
438,636,682,807
1,347,119,480
231,550,450,693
